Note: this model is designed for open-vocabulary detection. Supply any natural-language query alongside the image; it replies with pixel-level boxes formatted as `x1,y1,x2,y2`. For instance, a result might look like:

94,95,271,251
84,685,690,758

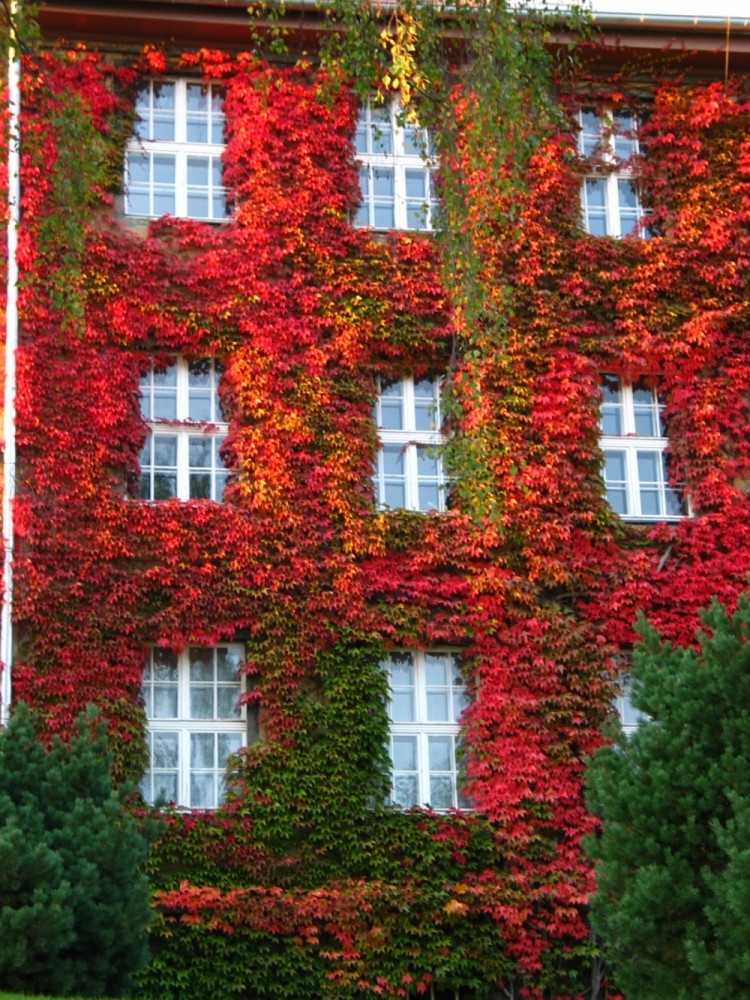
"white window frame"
141,644,247,809
383,649,470,812
579,107,645,238
138,356,229,502
354,100,436,231
125,79,228,221
600,374,684,521
374,376,447,512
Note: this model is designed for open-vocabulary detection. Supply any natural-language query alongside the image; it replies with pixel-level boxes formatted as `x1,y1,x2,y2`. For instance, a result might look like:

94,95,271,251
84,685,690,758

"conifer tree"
586,593,750,999
0,702,152,997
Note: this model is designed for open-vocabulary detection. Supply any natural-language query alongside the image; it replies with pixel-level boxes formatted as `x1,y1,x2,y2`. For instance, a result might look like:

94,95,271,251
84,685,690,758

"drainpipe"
2,0,20,725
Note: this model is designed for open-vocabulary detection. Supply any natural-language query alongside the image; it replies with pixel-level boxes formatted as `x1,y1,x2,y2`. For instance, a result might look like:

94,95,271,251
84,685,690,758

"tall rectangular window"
383,650,470,811
125,80,227,221
600,375,684,520
355,101,436,231
141,645,246,809
138,357,229,501
374,376,447,512
579,108,644,238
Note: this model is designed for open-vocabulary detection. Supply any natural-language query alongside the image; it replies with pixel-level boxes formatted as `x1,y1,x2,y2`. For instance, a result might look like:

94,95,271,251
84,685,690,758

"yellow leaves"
443,898,469,917
376,11,425,107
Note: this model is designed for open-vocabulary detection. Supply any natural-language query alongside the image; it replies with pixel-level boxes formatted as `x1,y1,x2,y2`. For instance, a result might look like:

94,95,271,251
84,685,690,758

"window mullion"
606,173,619,237
419,730,430,808
626,446,640,517
180,655,191,806
405,444,418,510
622,383,635,435
174,79,186,144
174,151,186,220
394,162,404,230
180,728,191,808
177,434,188,500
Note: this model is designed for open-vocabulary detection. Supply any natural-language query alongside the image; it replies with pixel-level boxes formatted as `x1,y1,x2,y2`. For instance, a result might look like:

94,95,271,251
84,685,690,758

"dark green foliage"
0,703,152,997
227,641,391,869
139,808,508,999
585,593,750,999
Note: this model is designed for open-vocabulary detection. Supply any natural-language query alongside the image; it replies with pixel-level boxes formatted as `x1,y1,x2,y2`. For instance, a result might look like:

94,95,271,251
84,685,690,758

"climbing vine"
3,4,750,997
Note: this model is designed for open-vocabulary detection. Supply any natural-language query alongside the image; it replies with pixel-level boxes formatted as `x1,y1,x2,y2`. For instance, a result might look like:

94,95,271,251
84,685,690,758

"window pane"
188,193,209,218
191,732,215,770
152,83,176,141
153,686,178,719
428,736,452,771
390,651,416,721
355,112,368,155
153,732,179,769
186,84,209,143
391,691,415,722
665,487,684,518
380,400,404,430
190,437,211,467
585,178,606,207
392,735,416,771
417,449,439,477
600,374,623,434
215,471,228,501
188,358,211,387
127,151,150,184
190,648,214,682
153,364,177,387
153,473,177,499
217,686,240,719
372,168,393,197
418,484,440,511
188,156,209,186
407,199,429,231
453,688,470,721
152,649,178,680
634,410,658,437
640,490,660,516
393,775,419,808
637,451,659,483
153,436,177,466
605,451,626,481
189,473,211,498
190,773,215,809
217,646,241,681
382,445,404,475
580,109,601,156
153,154,176,185
374,203,395,229
405,169,426,199
384,482,406,507
429,775,454,811
613,112,637,159
370,106,392,154
604,450,628,515
620,681,646,727
151,772,178,804
425,653,448,686
414,380,438,431
390,652,414,685
426,691,449,721
402,124,425,156
190,688,214,719
218,732,242,766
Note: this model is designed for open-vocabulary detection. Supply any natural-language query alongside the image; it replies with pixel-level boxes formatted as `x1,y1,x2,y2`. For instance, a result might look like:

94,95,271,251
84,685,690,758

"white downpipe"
1,0,20,725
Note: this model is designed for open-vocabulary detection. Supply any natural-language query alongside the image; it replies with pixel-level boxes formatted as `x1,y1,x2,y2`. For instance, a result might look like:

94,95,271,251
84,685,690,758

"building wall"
5,7,750,997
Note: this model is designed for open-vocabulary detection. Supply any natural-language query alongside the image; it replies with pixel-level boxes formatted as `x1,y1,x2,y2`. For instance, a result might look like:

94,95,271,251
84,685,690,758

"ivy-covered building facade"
4,1,750,996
